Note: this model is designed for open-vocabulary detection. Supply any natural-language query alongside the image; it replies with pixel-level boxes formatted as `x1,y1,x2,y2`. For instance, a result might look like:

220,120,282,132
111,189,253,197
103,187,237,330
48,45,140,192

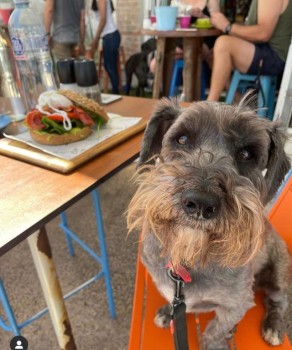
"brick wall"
116,0,143,61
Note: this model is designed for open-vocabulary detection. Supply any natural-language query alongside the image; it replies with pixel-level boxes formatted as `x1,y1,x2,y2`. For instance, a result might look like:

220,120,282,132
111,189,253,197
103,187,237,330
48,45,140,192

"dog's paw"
262,327,284,346
154,304,172,328
262,298,287,346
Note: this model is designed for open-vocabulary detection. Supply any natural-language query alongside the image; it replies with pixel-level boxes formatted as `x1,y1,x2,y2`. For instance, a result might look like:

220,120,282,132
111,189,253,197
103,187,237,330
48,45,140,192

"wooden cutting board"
0,118,147,173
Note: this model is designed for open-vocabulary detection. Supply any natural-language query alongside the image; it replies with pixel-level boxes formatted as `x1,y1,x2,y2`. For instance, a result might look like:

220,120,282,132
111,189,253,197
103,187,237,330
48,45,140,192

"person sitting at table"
181,0,220,100
207,0,292,101
178,0,220,69
148,0,219,101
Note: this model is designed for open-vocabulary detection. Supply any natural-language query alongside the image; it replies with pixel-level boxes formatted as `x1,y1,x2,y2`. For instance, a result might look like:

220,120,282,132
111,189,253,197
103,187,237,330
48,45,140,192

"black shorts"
246,43,285,76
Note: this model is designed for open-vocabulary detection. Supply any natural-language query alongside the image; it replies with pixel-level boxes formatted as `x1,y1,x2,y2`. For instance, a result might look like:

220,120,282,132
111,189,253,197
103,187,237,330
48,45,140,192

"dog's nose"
181,189,220,219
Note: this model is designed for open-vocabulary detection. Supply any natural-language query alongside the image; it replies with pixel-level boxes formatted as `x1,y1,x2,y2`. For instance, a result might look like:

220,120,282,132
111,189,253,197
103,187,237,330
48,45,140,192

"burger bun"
29,126,92,145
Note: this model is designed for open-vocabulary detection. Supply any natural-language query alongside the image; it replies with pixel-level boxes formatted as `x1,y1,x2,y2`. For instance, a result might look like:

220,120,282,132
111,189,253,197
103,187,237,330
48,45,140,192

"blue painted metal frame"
226,70,277,120
0,188,115,336
169,59,207,100
60,189,116,319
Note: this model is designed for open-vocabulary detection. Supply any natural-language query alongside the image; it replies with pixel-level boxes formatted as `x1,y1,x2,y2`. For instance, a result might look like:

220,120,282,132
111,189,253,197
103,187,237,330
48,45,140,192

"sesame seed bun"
57,89,109,122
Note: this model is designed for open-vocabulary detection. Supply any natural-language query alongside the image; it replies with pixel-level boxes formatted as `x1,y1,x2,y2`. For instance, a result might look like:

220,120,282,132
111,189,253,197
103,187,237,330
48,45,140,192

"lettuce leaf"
40,117,84,134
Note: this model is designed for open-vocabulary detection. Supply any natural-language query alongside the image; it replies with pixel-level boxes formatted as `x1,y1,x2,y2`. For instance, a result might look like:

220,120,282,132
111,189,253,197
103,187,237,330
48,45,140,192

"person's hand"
188,7,205,18
210,11,230,32
47,34,53,49
87,40,99,58
74,43,85,58
78,43,86,57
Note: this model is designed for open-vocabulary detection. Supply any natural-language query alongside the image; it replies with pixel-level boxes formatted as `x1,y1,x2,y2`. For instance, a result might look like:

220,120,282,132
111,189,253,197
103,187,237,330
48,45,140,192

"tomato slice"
25,109,45,130
25,106,94,129
73,107,94,126
46,112,75,122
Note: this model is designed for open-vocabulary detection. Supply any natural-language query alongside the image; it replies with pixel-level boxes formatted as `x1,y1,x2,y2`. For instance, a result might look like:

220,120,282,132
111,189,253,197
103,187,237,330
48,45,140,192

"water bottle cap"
13,0,29,4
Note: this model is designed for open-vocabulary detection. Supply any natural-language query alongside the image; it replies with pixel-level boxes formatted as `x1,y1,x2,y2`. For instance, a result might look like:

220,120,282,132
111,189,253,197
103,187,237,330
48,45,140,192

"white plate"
176,28,198,31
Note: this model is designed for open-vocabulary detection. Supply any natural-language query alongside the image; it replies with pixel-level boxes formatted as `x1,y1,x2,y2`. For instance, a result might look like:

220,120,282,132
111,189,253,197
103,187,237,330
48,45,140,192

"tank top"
245,0,292,61
88,0,117,38
52,0,85,44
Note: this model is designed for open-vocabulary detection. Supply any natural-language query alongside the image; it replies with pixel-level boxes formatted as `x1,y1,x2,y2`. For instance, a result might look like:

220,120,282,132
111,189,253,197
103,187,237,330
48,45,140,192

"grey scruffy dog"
127,98,292,349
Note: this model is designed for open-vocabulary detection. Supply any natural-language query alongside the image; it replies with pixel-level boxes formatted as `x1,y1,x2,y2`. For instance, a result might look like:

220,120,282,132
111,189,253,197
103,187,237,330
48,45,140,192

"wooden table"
141,28,221,102
0,96,156,349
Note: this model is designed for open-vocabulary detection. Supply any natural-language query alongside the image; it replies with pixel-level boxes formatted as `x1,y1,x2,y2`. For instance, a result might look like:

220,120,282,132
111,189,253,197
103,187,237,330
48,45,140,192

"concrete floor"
0,164,138,350
0,132,292,350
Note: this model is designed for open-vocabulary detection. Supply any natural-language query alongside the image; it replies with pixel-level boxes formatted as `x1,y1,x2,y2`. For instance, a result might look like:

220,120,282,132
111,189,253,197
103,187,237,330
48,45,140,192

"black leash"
167,268,189,350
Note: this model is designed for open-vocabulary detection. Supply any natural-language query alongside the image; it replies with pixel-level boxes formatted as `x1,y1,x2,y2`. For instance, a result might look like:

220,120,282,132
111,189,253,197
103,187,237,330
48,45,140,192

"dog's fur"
125,38,156,96
127,99,292,349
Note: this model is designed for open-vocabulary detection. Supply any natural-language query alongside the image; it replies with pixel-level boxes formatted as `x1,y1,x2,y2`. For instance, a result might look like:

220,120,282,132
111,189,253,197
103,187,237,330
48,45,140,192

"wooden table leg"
152,37,176,99
162,38,177,97
153,37,177,99
152,37,166,99
27,227,76,350
183,37,203,102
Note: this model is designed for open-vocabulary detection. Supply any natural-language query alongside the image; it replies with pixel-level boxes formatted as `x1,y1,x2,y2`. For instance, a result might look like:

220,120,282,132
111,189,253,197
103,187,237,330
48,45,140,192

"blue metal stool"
169,59,207,100
60,189,115,319
226,70,277,120
0,189,115,336
1,276,80,336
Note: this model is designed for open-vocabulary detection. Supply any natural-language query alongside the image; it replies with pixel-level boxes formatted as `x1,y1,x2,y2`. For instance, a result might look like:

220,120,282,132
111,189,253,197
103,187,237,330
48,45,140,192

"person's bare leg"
207,36,256,101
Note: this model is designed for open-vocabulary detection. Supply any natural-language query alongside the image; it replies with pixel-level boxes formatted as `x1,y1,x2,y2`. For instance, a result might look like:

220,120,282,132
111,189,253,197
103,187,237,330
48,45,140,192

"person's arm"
189,0,220,18
208,0,220,14
211,0,284,42
89,0,107,55
44,0,54,36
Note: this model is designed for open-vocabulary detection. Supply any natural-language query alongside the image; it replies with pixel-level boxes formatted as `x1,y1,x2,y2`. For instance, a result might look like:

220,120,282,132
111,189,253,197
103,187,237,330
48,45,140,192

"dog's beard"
161,226,209,268
127,162,265,269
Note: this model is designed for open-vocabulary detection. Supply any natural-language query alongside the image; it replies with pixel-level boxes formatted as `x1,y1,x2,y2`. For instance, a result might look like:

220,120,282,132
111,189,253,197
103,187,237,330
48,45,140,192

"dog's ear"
139,98,182,166
265,122,291,203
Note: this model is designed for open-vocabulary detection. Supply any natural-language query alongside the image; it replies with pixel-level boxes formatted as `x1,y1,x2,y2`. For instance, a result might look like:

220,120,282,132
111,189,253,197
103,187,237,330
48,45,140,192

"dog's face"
127,99,290,269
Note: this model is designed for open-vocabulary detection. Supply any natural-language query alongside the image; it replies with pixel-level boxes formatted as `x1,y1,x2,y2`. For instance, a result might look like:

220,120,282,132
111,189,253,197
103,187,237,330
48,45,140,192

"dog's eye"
177,135,188,145
237,149,252,161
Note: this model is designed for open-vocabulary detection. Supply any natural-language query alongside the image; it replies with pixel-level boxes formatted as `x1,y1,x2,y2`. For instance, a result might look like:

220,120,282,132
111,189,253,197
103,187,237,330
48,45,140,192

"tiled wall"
116,0,143,60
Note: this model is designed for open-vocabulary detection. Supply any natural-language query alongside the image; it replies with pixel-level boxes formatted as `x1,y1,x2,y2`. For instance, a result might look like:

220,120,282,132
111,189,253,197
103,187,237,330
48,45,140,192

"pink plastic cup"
179,15,191,29
150,16,156,24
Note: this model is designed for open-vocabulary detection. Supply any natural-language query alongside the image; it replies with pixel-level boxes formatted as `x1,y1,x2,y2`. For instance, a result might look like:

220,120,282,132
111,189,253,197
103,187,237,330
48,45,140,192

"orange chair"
128,173,292,350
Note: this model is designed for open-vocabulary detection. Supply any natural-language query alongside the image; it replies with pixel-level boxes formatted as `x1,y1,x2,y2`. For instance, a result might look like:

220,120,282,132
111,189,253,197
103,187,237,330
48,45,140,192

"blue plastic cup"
155,6,178,31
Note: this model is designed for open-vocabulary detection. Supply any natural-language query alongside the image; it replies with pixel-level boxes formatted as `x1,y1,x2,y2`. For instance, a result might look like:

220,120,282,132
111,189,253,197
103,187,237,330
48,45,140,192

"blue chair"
0,189,115,336
226,70,277,120
169,59,207,100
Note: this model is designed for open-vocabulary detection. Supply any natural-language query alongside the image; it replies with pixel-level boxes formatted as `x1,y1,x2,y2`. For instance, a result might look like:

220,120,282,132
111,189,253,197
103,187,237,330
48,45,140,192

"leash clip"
167,268,185,302
167,268,189,350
